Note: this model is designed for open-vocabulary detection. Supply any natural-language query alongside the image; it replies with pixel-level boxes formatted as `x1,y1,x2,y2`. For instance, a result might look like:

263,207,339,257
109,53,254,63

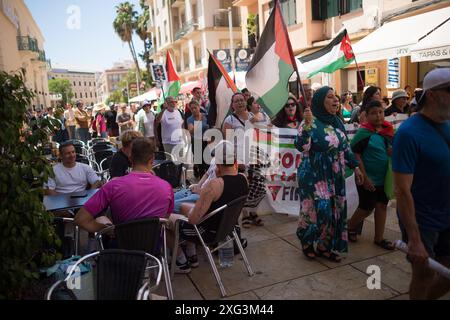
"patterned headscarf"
311,86,346,133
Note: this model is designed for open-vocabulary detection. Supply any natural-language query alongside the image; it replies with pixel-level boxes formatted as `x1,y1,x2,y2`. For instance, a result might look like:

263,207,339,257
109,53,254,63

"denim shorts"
400,224,450,259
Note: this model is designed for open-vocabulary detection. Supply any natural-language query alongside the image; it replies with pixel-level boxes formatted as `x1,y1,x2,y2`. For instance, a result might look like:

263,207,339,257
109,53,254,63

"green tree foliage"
0,70,60,299
113,2,142,84
48,78,74,106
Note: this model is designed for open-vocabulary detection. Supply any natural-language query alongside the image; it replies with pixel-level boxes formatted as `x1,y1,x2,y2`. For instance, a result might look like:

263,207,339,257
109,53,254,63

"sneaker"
187,255,199,268
174,260,191,274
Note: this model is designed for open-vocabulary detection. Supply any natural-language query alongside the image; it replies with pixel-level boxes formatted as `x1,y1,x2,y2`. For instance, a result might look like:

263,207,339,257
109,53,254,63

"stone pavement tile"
258,213,297,227
264,220,298,237
253,265,398,300
320,221,402,269
223,291,260,300
241,225,278,243
281,234,301,250
391,294,409,300
351,251,411,294
188,238,328,300
169,274,204,300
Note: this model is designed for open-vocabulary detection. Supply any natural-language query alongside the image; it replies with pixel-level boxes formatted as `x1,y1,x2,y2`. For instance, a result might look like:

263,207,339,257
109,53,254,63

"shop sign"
365,68,378,86
411,46,450,62
387,58,400,89
213,49,232,73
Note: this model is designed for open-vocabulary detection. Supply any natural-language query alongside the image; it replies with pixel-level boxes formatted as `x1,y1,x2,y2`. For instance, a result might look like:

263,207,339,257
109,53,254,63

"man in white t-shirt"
44,142,102,195
156,96,184,155
136,100,156,142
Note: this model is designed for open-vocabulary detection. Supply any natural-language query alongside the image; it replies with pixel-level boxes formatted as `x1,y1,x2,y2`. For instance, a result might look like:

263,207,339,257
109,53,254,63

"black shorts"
400,224,450,259
357,185,389,211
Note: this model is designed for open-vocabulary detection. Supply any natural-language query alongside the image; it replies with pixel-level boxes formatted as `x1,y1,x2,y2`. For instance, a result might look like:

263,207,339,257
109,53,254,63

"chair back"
203,196,247,245
92,143,114,153
76,155,90,165
94,150,114,165
153,161,183,188
154,151,175,161
100,155,114,171
96,249,147,300
114,218,162,256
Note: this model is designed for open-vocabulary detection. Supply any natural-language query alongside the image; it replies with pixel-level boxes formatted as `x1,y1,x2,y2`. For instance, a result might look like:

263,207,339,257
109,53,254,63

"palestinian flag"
245,0,297,117
297,29,355,78
158,51,181,108
207,51,238,128
253,128,296,149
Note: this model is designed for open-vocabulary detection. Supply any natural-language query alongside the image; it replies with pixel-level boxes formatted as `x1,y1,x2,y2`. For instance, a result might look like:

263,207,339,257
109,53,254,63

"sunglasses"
285,103,297,108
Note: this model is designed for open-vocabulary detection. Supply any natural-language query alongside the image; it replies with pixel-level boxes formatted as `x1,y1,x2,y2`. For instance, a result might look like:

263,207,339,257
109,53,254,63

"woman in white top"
247,97,272,128
222,93,249,136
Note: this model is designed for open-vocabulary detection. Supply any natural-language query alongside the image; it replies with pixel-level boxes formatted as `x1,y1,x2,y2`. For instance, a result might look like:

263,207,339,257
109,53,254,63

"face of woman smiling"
324,90,340,115
232,94,246,113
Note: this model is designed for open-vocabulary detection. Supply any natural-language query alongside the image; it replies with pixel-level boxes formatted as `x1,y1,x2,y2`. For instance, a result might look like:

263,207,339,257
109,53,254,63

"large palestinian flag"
246,0,297,117
207,51,238,128
297,29,355,78
165,51,181,97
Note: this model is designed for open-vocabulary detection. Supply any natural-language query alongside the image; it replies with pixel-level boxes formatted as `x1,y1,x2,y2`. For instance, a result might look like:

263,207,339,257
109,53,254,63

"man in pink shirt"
74,138,174,232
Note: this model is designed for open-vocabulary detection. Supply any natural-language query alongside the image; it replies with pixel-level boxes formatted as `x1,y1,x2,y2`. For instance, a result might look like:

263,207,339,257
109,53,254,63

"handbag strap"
419,114,450,149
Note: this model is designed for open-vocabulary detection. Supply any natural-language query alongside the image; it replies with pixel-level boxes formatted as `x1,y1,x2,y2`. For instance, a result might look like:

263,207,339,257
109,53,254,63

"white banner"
257,115,408,216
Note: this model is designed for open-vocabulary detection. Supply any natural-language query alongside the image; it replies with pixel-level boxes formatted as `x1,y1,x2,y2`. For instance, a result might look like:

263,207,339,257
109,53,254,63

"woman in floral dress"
295,86,364,262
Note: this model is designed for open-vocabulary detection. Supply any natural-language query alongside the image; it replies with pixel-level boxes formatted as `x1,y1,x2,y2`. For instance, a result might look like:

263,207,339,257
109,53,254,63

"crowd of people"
39,68,450,300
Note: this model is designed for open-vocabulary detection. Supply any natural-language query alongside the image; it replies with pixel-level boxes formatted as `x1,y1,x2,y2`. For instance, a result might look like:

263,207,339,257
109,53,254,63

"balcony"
17,36,39,52
174,19,197,41
213,11,241,28
38,50,46,62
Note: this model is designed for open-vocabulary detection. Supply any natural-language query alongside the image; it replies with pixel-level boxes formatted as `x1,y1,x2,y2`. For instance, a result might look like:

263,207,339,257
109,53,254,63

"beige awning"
410,18,450,62
353,7,450,63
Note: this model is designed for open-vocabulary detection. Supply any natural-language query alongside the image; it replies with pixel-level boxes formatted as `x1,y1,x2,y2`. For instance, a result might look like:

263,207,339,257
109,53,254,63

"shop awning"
128,87,161,103
353,7,450,63
410,18,450,62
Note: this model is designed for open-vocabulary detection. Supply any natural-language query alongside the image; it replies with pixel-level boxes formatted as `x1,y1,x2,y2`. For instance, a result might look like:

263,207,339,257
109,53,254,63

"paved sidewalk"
163,205,450,300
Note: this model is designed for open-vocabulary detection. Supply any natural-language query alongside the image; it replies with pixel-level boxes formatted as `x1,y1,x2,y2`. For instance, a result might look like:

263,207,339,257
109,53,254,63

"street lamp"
216,7,235,77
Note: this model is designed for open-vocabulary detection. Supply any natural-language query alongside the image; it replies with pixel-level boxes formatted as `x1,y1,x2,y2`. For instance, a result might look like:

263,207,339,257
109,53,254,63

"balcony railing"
174,19,196,41
38,50,46,62
17,36,39,52
213,11,241,28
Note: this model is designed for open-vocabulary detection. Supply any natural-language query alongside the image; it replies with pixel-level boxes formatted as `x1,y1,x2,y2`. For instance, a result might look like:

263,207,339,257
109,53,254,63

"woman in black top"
272,96,303,129
110,130,143,178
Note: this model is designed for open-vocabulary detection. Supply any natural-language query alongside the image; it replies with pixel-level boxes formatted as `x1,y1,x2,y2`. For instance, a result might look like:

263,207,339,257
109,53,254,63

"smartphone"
71,194,88,198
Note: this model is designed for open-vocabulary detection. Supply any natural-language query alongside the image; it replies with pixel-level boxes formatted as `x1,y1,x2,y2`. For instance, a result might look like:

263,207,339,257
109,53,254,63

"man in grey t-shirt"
117,103,134,135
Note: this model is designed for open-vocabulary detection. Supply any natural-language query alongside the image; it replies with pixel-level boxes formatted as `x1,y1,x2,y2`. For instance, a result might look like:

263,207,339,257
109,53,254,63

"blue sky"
25,0,145,72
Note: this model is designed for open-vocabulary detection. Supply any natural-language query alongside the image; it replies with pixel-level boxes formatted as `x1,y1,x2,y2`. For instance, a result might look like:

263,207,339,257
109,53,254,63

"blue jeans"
174,188,200,213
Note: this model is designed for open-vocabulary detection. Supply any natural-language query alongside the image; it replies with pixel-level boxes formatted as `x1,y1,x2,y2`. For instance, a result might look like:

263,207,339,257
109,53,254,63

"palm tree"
135,3,152,82
113,2,141,84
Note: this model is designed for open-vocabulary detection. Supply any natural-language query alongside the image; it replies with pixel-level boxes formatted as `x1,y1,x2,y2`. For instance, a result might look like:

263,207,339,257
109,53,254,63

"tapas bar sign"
411,46,450,62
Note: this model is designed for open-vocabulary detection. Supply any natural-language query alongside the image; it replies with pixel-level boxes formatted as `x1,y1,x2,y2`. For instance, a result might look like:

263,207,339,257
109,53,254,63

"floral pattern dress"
295,119,358,254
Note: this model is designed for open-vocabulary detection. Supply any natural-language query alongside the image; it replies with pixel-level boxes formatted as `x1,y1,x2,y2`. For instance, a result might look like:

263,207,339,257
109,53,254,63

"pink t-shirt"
96,114,107,133
84,172,174,224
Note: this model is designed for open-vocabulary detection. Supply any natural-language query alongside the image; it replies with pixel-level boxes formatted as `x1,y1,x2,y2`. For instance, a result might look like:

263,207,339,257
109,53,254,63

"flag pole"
353,57,366,89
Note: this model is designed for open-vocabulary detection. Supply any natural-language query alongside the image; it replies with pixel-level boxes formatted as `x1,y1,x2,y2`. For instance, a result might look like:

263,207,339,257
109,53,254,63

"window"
312,0,362,20
79,81,81,86
74,93,77,98
164,21,168,43
89,82,91,86
85,92,88,98
269,0,297,26
73,81,76,86
95,92,97,98
90,92,93,98
84,81,86,86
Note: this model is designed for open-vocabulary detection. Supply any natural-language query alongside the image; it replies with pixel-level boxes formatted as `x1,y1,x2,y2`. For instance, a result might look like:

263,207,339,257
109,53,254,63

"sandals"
302,245,316,259
242,213,264,228
316,248,342,263
374,239,395,251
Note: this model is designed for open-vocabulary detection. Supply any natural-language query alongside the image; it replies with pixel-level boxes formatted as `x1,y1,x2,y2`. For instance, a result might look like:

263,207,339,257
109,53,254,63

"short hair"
241,88,249,94
364,100,383,113
121,130,143,148
59,141,74,154
192,87,201,94
189,100,200,108
131,137,155,165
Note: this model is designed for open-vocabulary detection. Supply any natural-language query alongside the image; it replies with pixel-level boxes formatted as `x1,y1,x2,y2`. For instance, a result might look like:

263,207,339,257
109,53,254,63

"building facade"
0,0,50,109
146,0,243,82
48,69,100,107
97,61,135,103
234,0,450,99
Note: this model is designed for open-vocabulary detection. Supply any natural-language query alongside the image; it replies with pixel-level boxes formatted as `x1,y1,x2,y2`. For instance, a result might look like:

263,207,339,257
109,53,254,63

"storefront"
337,6,450,100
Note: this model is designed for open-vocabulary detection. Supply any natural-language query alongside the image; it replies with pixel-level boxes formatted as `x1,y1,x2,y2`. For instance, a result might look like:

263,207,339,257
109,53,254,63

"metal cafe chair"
95,218,174,300
170,196,254,297
153,161,186,190
46,249,162,300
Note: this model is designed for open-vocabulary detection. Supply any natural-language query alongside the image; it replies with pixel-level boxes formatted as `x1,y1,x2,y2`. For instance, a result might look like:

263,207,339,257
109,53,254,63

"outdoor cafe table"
44,189,98,212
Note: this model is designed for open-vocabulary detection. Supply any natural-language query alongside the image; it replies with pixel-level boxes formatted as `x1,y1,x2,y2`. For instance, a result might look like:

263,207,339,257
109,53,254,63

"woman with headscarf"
295,86,364,262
